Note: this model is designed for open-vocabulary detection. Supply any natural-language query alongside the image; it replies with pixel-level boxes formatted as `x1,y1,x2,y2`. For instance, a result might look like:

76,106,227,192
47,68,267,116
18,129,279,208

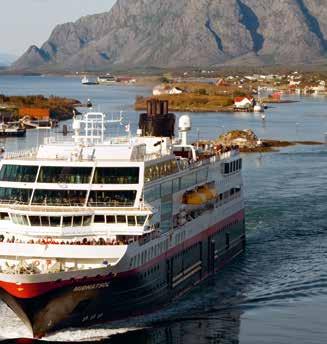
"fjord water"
0,76,326,343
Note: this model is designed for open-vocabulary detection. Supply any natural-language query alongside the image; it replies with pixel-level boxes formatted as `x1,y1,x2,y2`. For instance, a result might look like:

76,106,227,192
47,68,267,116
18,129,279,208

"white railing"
4,148,38,160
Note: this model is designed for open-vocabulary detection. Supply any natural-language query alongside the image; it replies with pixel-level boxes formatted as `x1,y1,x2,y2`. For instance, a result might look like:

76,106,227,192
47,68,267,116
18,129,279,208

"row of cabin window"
0,188,137,207
144,168,209,202
144,159,179,183
8,214,148,227
94,215,147,226
0,165,140,185
139,264,161,279
218,187,242,201
11,214,92,227
223,159,242,175
130,239,169,268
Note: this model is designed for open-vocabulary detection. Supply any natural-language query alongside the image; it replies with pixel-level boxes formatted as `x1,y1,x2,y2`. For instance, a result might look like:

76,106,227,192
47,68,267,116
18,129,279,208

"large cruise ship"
0,100,245,338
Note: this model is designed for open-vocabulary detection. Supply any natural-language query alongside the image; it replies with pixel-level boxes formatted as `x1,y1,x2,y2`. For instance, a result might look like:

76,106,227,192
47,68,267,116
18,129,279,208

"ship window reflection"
0,212,9,220
0,187,32,204
128,216,136,226
83,216,92,226
63,216,73,227
88,191,136,207
137,216,147,226
32,190,87,206
73,216,83,227
93,167,139,184
117,215,126,224
94,215,105,223
38,166,92,184
29,216,41,226
0,165,38,183
50,217,61,227
41,216,50,226
106,215,116,224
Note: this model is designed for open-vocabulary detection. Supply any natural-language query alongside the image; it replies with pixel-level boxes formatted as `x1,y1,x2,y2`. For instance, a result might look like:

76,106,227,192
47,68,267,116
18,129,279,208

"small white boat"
97,75,116,85
254,103,265,113
81,76,97,85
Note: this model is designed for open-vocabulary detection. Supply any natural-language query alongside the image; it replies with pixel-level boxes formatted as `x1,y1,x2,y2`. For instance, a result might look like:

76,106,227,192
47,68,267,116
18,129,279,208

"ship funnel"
178,115,191,145
139,100,175,138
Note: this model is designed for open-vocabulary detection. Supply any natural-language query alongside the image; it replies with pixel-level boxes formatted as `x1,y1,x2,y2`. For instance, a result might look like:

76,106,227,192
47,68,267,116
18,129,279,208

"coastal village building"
18,108,50,120
234,96,254,109
153,84,183,96
216,79,229,87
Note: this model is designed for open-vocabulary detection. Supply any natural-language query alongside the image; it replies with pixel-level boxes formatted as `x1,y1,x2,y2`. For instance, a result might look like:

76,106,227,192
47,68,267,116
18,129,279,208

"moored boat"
0,123,26,137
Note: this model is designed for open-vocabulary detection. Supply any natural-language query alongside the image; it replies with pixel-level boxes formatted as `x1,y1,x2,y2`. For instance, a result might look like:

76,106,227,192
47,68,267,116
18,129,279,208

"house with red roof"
233,96,254,109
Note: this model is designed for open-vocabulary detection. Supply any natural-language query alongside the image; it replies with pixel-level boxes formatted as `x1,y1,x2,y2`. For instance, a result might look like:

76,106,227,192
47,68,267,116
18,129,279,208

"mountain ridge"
12,0,327,71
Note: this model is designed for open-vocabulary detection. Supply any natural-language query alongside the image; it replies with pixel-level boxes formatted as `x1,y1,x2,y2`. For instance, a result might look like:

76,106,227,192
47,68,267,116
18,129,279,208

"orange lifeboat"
198,184,217,201
183,191,207,205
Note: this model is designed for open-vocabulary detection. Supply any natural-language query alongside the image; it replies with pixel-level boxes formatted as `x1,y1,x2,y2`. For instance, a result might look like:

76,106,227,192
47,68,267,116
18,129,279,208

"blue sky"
1,0,116,56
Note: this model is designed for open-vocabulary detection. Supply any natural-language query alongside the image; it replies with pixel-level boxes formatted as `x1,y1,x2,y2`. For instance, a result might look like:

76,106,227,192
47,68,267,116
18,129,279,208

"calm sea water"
0,76,326,344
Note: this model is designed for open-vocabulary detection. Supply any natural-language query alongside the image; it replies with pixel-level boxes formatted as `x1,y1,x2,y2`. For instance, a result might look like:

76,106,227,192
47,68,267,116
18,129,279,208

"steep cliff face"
12,0,327,71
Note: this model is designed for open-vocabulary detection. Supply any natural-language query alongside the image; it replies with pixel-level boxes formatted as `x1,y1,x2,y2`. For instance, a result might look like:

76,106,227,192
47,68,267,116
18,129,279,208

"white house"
234,96,254,109
153,84,183,96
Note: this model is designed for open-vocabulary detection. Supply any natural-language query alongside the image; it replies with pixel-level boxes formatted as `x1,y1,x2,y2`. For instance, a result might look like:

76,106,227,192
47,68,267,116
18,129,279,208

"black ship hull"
0,129,26,137
0,214,246,338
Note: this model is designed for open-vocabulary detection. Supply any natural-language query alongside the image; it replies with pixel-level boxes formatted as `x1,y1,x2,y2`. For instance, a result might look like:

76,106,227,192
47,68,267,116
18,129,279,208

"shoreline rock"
195,129,324,154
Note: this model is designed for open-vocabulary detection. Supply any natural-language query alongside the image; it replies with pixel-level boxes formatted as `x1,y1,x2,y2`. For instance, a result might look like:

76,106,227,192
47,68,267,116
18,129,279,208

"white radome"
179,115,192,131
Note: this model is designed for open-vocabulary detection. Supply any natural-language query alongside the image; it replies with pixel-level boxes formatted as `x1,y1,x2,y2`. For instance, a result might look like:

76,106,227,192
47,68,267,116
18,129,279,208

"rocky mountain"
13,0,327,71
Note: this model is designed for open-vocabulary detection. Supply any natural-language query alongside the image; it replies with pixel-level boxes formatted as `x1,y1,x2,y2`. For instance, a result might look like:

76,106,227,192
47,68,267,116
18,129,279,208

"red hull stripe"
0,210,244,299
0,274,112,299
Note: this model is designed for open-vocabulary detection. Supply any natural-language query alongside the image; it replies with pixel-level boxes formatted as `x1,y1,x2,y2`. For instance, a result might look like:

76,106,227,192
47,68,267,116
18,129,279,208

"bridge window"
88,190,136,207
94,215,105,223
63,216,73,227
29,216,41,226
32,190,87,206
116,215,126,224
73,216,83,227
0,187,32,204
137,215,147,226
106,215,116,224
50,216,61,227
41,216,50,226
0,212,9,220
11,214,29,226
93,167,139,184
0,165,38,183
38,166,92,184
128,216,136,226
27,215,91,227
83,216,92,226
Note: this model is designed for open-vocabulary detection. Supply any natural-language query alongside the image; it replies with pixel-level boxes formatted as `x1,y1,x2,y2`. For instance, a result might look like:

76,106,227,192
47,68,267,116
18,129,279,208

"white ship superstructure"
0,101,245,337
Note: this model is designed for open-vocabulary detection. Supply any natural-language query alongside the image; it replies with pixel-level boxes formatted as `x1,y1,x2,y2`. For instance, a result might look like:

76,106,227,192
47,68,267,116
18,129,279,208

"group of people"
0,235,129,246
